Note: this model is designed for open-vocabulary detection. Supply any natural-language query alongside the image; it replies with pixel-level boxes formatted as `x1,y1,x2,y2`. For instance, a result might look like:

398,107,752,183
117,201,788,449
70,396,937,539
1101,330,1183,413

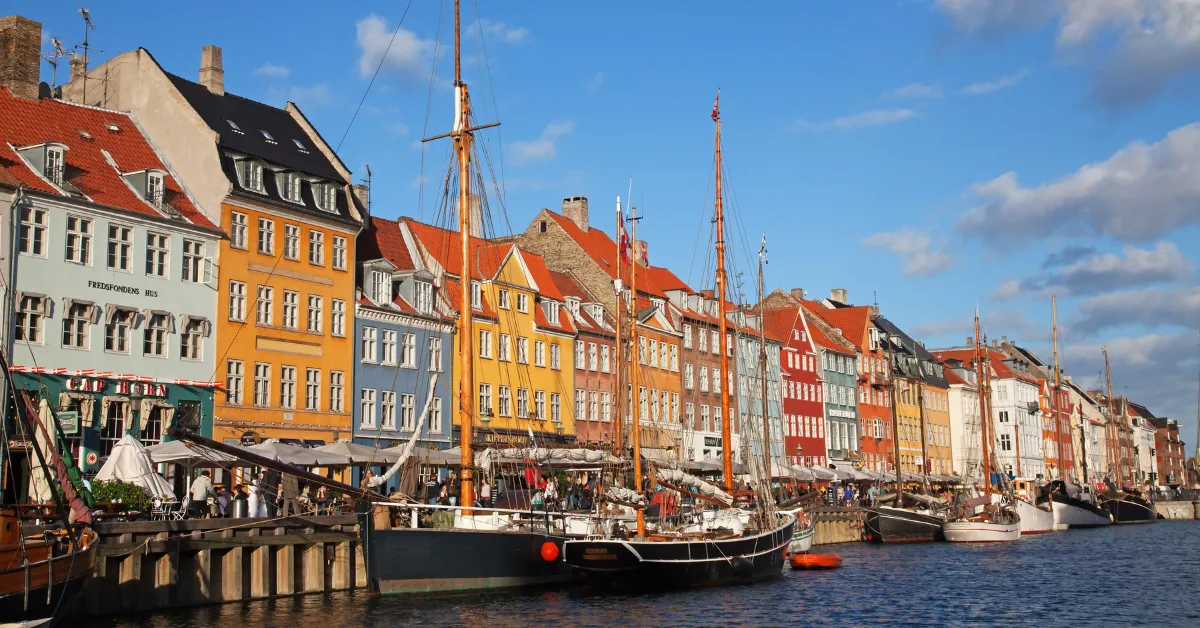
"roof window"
236,159,265,193
279,171,303,204
45,146,65,186
315,182,338,213
146,171,165,208
78,130,93,140
292,139,309,153
105,122,120,132
227,119,243,134
260,129,277,144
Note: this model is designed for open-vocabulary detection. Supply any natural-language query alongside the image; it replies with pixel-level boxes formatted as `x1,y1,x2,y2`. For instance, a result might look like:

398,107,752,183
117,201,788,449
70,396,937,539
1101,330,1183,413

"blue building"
352,217,454,489
735,311,785,461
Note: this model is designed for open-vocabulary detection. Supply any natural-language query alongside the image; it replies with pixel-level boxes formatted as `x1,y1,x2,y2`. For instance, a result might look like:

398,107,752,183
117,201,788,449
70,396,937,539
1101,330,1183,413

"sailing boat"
0,345,98,621
560,93,795,589
943,312,1020,542
1096,349,1157,525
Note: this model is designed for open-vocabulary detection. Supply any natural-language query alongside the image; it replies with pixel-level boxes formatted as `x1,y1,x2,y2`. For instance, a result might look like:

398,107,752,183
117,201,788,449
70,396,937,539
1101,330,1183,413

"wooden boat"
789,553,842,570
943,516,1021,543
1014,497,1055,535
1101,492,1157,524
788,517,815,554
0,508,98,621
863,506,945,543
1041,481,1111,529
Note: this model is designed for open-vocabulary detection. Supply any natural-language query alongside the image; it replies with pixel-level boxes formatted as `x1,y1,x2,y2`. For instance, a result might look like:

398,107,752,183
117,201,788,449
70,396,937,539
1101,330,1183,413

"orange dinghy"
789,553,843,570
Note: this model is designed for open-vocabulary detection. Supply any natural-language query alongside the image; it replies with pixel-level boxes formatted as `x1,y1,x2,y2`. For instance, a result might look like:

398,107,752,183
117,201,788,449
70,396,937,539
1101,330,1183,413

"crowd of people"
186,470,336,519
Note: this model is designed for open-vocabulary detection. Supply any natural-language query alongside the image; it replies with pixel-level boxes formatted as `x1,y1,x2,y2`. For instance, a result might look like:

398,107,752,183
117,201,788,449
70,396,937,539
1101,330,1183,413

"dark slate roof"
164,71,346,182
874,316,949,388
219,153,359,226
1127,402,1156,420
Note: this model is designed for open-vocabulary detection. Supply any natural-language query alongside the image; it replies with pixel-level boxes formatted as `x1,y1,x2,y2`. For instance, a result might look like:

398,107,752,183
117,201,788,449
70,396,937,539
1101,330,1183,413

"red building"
1149,418,1186,487
548,270,617,447
762,306,825,466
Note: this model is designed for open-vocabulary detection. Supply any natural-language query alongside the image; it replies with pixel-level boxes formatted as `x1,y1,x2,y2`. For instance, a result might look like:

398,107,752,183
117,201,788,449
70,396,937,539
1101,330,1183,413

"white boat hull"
1053,500,1113,528
789,523,815,554
943,520,1021,543
1015,498,1055,535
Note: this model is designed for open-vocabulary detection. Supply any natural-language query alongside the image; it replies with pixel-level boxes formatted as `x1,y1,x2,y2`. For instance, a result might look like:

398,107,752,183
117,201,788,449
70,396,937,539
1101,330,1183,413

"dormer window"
546,301,561,326
415,281,433,314
370,270,391,305
589,304,604,320
651,298,664,314
470,281,482,310
146,171,165,208
45,146,65,185
565,297,580,319
238,160,264,193
315,182,338,212
279,171,303,204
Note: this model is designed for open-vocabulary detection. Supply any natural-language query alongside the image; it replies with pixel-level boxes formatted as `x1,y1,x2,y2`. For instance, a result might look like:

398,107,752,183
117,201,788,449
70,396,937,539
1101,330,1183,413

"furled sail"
657,468,734,506
367,373,439,488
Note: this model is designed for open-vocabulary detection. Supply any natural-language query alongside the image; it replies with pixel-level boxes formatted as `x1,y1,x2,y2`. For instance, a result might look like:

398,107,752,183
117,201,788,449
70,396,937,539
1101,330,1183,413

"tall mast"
975,311,992,495
1051,295,1067,482
629,203,644,537
887,341,903,494
1102,347,1120,487
453,0,475,512
613,196,624,454
757,237,771,499
713,91,734,491
916,378,930,493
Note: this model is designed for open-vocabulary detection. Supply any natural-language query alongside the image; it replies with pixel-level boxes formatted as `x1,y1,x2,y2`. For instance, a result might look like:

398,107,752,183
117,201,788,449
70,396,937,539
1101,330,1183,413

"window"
142,312,170,357
45,146,65,184
479,330,492,359
329,371,345,412
381,330,397,364
279,366,296,409
401,333,416,368
480,384,494,417
62,302,91,349
15,295,46,343
361,326,377,362
712,369,721,394
1000,411,1010,423
181,239,204,283
65,216,91,264
105,308,134,353
360,389,377,428
257,286,274,325
240,160,264,192
588,343,598,371
281,172,303,203
471,282,482,309
639,387,648,421
575,342,585,369
517,388,529,417
588,391,599,422
701,405,710,432
332,299,346,336
305,368,320,410
660,342,668,370
282,291,299,328
303,230,325,266
547,302,560,325
551,393,562,423
535,391,546,420
649,339,658,367
316,182,338,212
283,225,300,260
602,392,612,423
146,171,165,208
182,317,204,360
517,337,529,364
307,295,323,332
672,393,680,423
499,334,512,362
575,389,586,421
415,281,433,313
683,324,693,349
230,212,248,249
108,225,132,271
430,397,443,433
1000,434,1013,452
253,363,271,407
226,360,244,404
698,328,708,352
685,364,694,390
600,345,610,373
713,407,722,433
685,403,695,430
711,330,719,354
670,345,679,371
498,289,511,309
380,391,396,429
257,218,275,255
429,337,442,372
550,343,561,370
499,386,512,417
333,236,347,270
18,207,46,256
535,340,546,367
400,393,416,431
228,281,247,321
700,366,709,393
516,293,529,313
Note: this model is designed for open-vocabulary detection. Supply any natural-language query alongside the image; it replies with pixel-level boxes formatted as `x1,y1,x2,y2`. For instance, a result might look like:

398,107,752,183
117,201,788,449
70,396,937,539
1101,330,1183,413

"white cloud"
470,19,530,44
935,0,1200,107
960,69,1029,95
883,83,943,99
253,63,291,79
356,14,437,79
914,309,1042,343
957,123,1200,246
1070,285,1200,335
793,109,918,132
992,279,1021,300
287,84,333,108
389,121,410,137
861,228,956,276
509,120,575,164
1028,242,1192,296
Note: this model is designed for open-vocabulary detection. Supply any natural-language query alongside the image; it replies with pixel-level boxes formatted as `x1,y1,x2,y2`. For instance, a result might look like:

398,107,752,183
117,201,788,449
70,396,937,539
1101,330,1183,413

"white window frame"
181,239,204,283
307,294,323,333
108,224,133,272
279,366,296,409
333,236,347,270
65,216,91,265
257,286,274,326
228,281,247,321
226,360,244,405
332,299,346,336
360,389,377,428
305,368,320,410
229,212,248,249
380,391,396,429
282,290,299,328
283,224,300,260
253,363,271,407
361,326,378,363
330,371,345,413
258,218,275,255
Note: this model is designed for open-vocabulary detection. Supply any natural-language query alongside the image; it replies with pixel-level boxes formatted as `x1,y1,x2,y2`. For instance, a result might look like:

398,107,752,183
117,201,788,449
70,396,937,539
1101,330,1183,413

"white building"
942,360,982,480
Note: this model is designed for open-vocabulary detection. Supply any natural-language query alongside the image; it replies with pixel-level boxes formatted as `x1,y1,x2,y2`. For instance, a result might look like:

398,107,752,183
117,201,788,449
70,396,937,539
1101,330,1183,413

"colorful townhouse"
1000,340,1075,481
0,45,223,491
631,296,685,454
352,217,455,469
802,309,859,471
1064,380,1108,484
1128,402,1159,485
1149,417,1186,488
549,271,617,446
60,42,364,446
736,307,785,461
402,218,577,446
940,360,982,480
876,317,953,478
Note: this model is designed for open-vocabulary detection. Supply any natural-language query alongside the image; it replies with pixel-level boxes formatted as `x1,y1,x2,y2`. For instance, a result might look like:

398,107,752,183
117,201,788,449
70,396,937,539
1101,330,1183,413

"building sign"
58,411,79,435
67,378,106,393
66,378,166,397
240,431,260,446
704,436,722,447
87,280,159,298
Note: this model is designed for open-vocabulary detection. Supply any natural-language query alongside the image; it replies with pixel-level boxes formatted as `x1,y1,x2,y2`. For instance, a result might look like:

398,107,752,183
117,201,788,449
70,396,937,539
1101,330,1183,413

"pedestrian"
448,471,460,506
479,480,491,508
188,470,215,518
843,484,854,507
868,484,880,507
425,475,439,505
315,485,329,515
215,484,230,518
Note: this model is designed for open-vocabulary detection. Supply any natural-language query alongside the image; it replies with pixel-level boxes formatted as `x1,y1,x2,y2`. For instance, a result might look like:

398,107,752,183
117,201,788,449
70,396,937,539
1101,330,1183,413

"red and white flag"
616,199,631,265
711,90,720,122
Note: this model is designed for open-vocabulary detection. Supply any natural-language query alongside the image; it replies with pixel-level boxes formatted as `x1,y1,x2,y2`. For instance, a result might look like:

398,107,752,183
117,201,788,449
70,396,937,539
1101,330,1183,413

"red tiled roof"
0,90,215,229
548,270,614,337
544,210,665,295
761,307,801,345
645,265,693,294
802,310,854,354
358,216,414,271
933,347,1023,382
801,301,870,350
441,278,497,320
519,250,565,301
402,217,508,281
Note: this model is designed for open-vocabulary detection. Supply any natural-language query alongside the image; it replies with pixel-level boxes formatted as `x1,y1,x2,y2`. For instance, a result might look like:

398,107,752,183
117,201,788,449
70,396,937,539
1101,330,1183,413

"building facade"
549,271,617,447
941,363,982,480
762,305,826,468
736,310,784,461
0,79,222,489
1149,418,1186,488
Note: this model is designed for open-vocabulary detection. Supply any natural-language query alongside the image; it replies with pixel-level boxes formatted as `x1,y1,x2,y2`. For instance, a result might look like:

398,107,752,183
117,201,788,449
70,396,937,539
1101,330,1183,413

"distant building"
941,361,982,480
760,297,830,469
1148,417,1186,488
875,317,953,478
1001,340,1076,481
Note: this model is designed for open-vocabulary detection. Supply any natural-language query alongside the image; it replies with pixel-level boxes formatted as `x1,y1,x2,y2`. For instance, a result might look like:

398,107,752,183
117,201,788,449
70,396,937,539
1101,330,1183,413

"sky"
28,1,1200,447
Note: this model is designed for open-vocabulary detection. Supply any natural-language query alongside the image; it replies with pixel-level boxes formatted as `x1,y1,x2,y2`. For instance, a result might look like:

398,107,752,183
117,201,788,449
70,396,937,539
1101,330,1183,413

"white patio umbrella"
316,440,401,465
95,434,176,500
144,439,240,466
248,441,350,467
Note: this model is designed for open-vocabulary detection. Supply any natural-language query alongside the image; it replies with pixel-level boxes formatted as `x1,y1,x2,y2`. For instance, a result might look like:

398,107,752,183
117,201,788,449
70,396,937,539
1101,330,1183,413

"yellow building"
895,378,953,476
402,219,577,445
630,297,685,453
922,383,953,477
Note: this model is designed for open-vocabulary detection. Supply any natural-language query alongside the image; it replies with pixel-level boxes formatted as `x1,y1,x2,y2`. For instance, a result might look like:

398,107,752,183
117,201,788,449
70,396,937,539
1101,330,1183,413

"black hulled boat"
863,506,946,543
1101,491,1158,524
1041,480,1112,528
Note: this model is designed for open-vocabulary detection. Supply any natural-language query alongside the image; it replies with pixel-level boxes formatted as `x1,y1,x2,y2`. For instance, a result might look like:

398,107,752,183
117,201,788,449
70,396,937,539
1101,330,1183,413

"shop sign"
67,378,106,393
240,431,260,446
58,411,79,435
114,381,167,397
704,436,722,447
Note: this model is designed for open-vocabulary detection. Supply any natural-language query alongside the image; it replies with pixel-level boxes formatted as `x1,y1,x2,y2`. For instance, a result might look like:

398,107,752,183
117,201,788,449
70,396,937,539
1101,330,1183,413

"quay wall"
73,515,366,618
811,506,864,545
1154,501,1198,520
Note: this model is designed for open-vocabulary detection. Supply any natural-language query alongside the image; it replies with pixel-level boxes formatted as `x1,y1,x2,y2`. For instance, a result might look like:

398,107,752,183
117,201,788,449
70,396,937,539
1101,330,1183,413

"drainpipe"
5,187,25,361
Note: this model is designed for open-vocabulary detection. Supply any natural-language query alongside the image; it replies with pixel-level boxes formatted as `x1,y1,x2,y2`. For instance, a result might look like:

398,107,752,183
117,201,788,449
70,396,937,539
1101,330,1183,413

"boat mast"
975,311,992,495
629,202,644,537
713,91,734,492
1102,347,1120,487
887,337,903,495
453,0,476,513
916,377,930,494
1051,295,1068,483
757,237,772,507
613,197,624,454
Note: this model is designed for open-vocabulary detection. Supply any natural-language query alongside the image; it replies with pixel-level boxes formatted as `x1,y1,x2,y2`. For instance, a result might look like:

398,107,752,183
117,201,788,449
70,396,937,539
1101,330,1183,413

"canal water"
80,521,1200,627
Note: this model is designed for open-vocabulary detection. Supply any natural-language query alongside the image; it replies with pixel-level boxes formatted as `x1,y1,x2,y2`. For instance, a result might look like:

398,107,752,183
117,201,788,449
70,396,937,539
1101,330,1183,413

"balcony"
871,370,891,386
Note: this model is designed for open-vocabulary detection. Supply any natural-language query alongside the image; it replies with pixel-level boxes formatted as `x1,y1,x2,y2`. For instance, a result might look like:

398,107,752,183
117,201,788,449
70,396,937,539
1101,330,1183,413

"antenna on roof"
361,164,373,212
42,38,68,88
74,8,101,103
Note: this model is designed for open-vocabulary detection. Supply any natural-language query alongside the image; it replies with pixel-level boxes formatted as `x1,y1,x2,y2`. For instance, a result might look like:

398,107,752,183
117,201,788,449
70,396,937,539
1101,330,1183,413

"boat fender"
540,541,560,562
729,556,753,578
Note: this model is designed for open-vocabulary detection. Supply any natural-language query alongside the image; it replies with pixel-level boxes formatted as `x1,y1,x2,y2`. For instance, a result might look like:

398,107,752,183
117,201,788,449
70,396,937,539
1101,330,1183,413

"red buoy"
540,541,560,562
789,553,843,570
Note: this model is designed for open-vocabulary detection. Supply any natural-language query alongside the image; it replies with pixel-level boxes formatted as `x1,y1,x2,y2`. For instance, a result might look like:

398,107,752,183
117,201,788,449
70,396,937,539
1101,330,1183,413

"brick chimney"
352,184,369,211
469,193,482,238
562,195,588,231
790,288,805,302
0,15,41,100
199,44,224,95
830,288,848,304
69,53,86,83
966,336,973,346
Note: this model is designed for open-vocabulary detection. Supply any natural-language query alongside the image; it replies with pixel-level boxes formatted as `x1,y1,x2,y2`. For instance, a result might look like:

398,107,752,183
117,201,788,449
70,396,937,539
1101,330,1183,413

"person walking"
188,470,216,518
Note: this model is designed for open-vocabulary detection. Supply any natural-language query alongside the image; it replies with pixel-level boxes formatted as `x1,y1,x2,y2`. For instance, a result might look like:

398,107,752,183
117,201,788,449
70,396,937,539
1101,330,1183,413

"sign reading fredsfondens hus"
88,280,160,298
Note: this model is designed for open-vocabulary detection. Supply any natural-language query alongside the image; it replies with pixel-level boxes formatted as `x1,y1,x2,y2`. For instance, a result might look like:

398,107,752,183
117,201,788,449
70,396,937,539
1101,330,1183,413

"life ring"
85,451,98,466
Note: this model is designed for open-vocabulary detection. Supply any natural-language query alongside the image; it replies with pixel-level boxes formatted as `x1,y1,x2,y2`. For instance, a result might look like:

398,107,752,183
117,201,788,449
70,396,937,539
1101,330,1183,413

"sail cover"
476,447,623,473
657,468,734,506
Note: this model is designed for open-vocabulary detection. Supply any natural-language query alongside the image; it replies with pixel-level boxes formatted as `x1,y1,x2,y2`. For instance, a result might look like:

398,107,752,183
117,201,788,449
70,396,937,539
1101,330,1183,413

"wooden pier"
72,515,366,617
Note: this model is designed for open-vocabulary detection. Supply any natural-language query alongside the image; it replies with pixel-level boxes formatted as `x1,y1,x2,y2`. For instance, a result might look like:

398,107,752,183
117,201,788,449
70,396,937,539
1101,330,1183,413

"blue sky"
30,1,1200,442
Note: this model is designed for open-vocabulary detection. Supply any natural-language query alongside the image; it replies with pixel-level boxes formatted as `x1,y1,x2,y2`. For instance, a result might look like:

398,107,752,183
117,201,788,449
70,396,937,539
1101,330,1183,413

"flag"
711,91,720,121
617,210,631,265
